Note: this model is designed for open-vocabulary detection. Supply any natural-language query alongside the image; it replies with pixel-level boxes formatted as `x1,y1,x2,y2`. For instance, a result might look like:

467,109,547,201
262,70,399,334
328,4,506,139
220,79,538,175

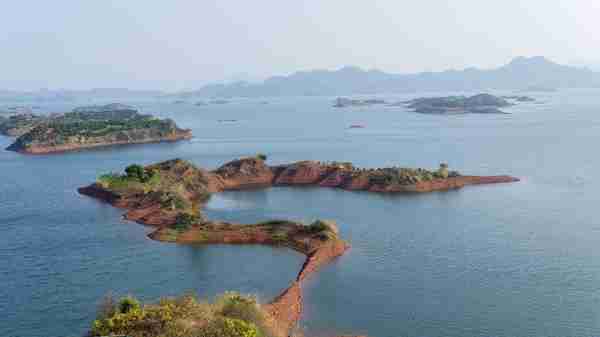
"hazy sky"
1,0,598,91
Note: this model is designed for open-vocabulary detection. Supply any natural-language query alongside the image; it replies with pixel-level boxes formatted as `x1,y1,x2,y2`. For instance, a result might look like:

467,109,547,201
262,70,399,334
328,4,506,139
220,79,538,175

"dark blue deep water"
2,90,600,337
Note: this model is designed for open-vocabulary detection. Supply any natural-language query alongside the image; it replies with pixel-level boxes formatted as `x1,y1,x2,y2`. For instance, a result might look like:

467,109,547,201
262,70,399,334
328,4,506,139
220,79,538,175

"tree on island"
125,164,145,180
125,164,156,183
436,163,449,179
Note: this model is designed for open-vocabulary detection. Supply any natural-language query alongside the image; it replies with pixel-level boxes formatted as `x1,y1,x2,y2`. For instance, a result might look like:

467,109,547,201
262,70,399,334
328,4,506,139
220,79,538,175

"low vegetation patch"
308,220,339,241
258,219,294,227
367,163,460,186
97,164,161,191
271,231,289,244
97,160,211,219
174,213,202,232
90,292,273,337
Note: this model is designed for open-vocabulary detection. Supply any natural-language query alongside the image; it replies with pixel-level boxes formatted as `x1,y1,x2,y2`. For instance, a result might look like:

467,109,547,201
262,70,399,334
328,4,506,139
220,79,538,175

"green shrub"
309,220,336,233
216,292,264,325
160,192,189,211
436,163,449,179
125,164,146,181
308,220,328,233
91,305,145,336
259,219,291,226
119,295,141,314
201,317,260,337
308,220,339,240
90,293,267,337
316,230,338,241
256,153,267,161
422,172,434,181
271,232,288,243
173,197,187,210
97,173,130,189
174,213,200,231
124,164,158,183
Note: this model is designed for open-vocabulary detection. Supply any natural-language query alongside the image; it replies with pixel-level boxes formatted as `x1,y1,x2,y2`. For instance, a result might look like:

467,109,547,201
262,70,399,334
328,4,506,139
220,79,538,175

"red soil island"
78,156,518,336
216,157,519,193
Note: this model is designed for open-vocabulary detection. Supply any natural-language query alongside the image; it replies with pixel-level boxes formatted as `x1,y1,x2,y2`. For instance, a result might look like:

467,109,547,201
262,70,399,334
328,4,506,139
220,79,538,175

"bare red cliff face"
211,157,274,190
79,184,181,227
273,160,329,185
206,158,519,194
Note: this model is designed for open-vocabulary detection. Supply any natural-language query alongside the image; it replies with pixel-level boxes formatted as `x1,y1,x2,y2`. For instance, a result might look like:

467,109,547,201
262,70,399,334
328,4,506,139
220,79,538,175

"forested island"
78,155,518,337
0,113,48,137
402,93,514,114
2,104,191,154
333,97,387,107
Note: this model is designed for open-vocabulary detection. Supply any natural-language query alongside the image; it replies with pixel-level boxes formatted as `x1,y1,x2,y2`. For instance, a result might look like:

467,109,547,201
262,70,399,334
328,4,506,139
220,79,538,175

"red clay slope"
209,158,519,193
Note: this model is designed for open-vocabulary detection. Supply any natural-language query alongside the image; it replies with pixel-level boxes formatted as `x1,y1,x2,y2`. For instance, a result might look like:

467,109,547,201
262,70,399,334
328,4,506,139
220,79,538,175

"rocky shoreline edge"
7,129,192,154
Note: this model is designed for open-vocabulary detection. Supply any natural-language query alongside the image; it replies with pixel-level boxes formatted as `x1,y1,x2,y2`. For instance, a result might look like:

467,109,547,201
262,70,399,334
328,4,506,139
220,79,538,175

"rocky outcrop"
207,158,519,194
78,184,122,204
212,157,275,190
273,161,329,185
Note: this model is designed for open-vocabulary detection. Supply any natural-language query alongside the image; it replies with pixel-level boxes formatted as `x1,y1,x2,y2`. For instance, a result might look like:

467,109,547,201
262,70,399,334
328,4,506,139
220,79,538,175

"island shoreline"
6,131,192,154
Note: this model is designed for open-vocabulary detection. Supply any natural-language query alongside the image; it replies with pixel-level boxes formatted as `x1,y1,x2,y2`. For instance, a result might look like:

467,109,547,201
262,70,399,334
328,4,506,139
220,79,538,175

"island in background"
78,155,518,337
333,97,387,108
400,93,529,114
2,103,192,154
332,93,535,112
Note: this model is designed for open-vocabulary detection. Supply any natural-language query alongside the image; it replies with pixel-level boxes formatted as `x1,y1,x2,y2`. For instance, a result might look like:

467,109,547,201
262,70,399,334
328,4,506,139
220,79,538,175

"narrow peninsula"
3,103,191,154
78,156,518,337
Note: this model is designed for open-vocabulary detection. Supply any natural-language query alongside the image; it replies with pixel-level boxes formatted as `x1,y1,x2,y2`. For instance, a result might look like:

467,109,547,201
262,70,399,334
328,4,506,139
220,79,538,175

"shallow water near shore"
2,90,600,337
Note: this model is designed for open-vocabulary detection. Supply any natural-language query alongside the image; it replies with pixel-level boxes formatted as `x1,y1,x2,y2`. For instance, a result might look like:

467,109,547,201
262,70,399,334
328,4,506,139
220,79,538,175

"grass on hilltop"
90,292,275,337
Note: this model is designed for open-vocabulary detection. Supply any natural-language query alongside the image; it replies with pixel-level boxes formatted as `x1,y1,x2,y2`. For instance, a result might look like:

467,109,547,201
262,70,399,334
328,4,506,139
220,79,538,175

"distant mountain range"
1,57,598,101
177,56,600,98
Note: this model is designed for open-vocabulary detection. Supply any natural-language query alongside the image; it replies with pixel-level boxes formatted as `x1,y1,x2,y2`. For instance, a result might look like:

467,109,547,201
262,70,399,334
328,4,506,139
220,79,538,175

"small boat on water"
348,124,366,129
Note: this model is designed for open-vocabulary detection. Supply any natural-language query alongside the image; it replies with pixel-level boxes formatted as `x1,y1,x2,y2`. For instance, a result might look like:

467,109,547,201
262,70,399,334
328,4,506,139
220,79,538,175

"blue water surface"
2,90,600,337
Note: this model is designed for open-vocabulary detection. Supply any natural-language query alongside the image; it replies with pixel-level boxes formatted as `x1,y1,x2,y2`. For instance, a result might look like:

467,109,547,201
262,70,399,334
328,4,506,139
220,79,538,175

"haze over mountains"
178,56,600,98
0,88,163,102
2,56,599,101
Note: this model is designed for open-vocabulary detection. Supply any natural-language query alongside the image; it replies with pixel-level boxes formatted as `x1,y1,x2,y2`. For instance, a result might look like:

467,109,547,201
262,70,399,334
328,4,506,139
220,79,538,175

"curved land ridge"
78,156,519,336
2,103,191,154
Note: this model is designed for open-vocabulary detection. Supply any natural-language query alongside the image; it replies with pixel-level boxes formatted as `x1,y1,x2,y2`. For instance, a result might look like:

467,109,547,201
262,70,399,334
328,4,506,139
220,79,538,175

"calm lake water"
2,90,600,337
